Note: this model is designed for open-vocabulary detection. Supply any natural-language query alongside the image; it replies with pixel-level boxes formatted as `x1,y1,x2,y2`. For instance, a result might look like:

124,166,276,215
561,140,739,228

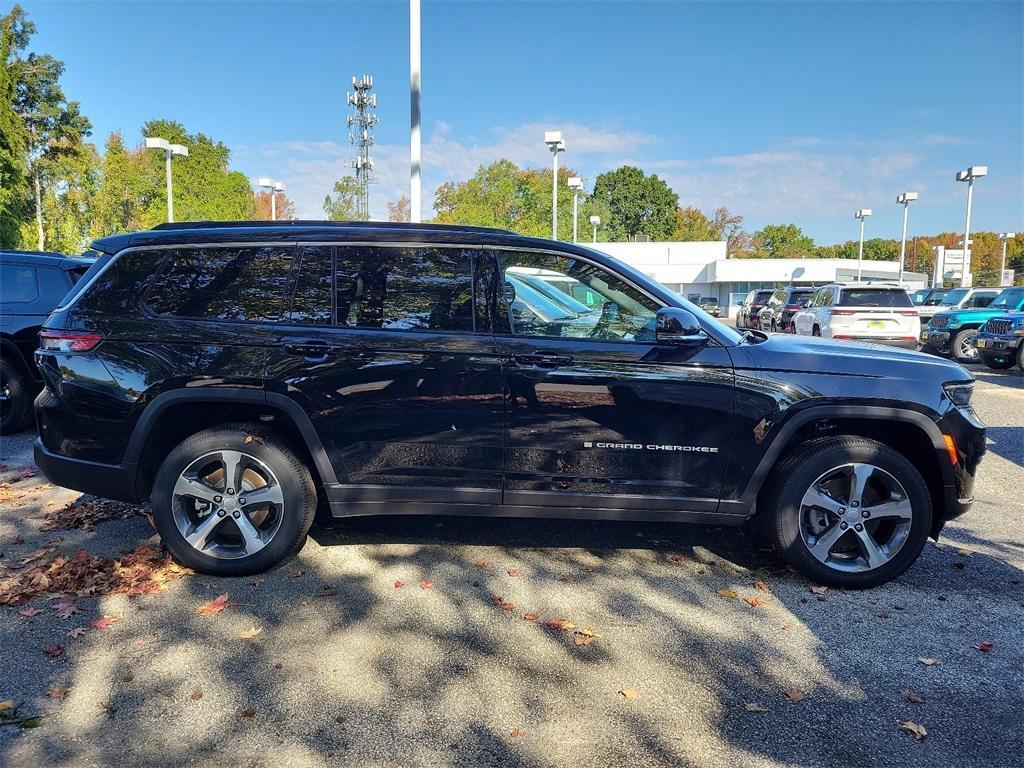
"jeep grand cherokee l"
33,222,985,588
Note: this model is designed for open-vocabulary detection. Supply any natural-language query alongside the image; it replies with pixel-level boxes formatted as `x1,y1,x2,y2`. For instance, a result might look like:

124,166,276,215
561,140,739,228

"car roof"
0,249,96,268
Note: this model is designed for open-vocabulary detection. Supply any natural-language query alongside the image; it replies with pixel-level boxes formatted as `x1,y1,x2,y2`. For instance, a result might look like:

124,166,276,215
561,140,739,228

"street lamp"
589,214,601,244
568,176,583,244
409,0,421,223
896,192,918,285
258,178,286,221
956,165,987,288
145,137,188,223
544,130,565,240
854,209,872,280
999,232,1016,283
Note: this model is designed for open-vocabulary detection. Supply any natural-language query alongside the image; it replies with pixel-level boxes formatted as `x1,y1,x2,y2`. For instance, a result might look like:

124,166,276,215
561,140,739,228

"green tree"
323,176,366,221
590,166,678,241
0,8,29,246
750,223,815,259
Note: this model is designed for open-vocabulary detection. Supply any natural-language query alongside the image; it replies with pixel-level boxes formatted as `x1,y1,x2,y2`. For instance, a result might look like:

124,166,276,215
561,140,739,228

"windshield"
922,288,956,305
838,289,913,308
988,288,1024,310
700,297,718,305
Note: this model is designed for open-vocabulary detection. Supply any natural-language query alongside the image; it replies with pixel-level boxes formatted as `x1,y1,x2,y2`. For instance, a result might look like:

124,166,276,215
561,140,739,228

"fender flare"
123,388,338,485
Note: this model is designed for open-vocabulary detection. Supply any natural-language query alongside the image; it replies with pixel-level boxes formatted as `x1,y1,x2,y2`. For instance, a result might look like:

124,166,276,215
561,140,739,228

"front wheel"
761,436,932,588
951,328,979,363
982,354,1015,370
151,424,317,576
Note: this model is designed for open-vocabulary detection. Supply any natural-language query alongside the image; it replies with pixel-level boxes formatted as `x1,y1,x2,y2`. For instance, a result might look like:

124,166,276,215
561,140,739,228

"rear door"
265,243,505,505
833,288,917,339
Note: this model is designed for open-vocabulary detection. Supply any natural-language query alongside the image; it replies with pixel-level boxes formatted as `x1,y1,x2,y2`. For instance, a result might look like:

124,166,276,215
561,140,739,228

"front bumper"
973,333,1021,356
932,405,986,536
920,328,952,353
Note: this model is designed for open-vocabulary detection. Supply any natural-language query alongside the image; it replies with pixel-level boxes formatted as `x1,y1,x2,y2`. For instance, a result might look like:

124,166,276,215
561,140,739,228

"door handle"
514,353,574,368
283,340,332,362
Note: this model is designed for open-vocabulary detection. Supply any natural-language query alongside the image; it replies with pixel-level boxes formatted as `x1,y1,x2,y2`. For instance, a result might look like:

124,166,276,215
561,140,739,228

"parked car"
921,286,1024,363
698,297,721,317
917,287,999,323
974,311,1024,371
792,283,920,349
33,221,985,588
736,289,773,329
757,286,816,333
0,250,95,432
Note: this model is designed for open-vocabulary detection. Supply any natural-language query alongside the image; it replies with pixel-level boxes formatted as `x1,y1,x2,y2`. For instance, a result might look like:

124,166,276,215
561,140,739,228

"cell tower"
346,74,377,219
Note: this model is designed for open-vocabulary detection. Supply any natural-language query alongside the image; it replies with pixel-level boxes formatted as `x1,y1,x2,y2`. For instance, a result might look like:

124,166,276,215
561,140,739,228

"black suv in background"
33,222,985,588
735,289,773,329
1,250,94,432
757,286,816,333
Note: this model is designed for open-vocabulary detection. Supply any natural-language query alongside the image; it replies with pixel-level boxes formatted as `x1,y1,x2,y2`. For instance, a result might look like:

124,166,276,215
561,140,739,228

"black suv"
1,250,94,432
33,222,985,587
757,286,816,333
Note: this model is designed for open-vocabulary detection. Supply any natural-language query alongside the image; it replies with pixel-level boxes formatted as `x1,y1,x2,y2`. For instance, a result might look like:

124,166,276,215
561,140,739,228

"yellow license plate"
920,331,929,340
976,338,987,348
868,320,886,329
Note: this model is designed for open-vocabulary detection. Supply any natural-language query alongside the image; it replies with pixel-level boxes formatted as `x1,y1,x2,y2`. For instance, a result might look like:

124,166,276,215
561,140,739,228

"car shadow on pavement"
982,426,1024,469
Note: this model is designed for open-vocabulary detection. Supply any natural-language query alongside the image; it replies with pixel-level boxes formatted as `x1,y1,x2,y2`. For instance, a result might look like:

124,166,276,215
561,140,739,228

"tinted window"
838,289,913,308
147,246,295,322
989,288,1024,310
497,251,659,342
923,289,953,306
0,264,38,304
335,246,475,332
37,267,71,307
286,247,333,325
966,292,996,308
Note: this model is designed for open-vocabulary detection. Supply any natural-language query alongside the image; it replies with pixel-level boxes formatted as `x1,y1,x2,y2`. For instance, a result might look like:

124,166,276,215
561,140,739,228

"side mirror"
656,307,706,345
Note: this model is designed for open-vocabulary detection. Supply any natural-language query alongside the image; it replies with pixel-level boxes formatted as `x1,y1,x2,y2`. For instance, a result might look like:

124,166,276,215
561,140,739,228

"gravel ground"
0,368,1021,768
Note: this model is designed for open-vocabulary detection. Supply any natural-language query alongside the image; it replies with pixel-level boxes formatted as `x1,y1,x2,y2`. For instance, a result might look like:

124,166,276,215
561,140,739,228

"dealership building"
595,241,929,317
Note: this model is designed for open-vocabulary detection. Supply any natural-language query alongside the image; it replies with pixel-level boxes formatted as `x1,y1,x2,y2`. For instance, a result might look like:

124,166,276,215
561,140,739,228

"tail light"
896,310,918,316
784,304,802,310
830,309,856,316
39,329,104,352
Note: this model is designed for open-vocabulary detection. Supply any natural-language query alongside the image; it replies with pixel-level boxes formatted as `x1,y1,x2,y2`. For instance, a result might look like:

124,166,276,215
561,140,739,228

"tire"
760,436,933,588
1018,343,1024,371
0,359,32,434
771,320,778,334
812,325,821,337
151,423,317,576
982,354,1015,370
951,328,979,363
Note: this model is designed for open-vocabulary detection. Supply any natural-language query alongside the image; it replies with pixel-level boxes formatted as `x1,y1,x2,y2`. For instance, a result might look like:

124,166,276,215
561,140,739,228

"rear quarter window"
839,289,913,308
0,264,38,304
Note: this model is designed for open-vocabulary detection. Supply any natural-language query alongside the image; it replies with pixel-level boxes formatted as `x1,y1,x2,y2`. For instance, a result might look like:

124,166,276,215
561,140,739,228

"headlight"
943,382,974,408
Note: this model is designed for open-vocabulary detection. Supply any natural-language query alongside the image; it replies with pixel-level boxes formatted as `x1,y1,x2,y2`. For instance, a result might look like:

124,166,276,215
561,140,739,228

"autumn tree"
256,189,296,221
387,195,411,222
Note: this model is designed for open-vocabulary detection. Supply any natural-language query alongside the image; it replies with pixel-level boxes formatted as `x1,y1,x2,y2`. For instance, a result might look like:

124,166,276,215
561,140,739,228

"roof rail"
149,220,514,235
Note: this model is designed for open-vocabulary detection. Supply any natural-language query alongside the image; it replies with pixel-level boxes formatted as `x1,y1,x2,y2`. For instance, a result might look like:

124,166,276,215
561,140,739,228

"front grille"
930,315,949,328
985,318,1013,335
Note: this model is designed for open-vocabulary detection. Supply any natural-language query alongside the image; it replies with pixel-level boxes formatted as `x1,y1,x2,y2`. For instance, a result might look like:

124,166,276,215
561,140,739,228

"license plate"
920,331,929,340
976,338,987,348
868,320,886,329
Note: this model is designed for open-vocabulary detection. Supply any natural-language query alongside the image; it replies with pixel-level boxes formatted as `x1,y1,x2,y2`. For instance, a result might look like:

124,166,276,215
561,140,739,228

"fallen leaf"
744,596,766,608
121,674,134,683
18,469,36,480
917,657,941,666
273,662,283,669
900,720,927,741
66,627,88,639
53,601,80,619
190,687,203,701
581,565,594,573
522,612,540,621
876,611,890,619
974,641,993,652
951,562,966,571
900,688,926,704
752,580,770,592
420,580,432,590
507,569,520,577
809,585,828,595
546,617,574,631
238,626,263,640
510,728,526,738
18,607,43,618
241,707,257,718
670,553,685,564
394,580,404,588
90,615,121,631
716,589,739,600
618,689,639,700
473,559,491,569
744,702,769,713
43,645,64,658
47,687,73,701
492,595,516,611
293,570,305,578
196,593,231,615
243,434,265,445
316,585,338,598
0,700,13,712
558,572,573,582
784,688,806,702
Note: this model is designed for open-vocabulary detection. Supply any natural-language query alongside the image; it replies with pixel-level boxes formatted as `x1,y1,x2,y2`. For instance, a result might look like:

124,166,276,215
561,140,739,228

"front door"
265,244,505,507
489,249,736,513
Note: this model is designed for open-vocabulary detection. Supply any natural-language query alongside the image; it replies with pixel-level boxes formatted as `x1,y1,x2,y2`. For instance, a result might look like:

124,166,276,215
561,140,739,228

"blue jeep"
974,310,1024,371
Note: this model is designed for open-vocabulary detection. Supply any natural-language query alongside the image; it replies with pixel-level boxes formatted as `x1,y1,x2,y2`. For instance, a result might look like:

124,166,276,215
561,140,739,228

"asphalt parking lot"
0,365,1021,768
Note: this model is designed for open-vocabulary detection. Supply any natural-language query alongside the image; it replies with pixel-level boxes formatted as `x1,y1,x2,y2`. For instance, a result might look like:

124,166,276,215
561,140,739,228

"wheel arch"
0,337,32,377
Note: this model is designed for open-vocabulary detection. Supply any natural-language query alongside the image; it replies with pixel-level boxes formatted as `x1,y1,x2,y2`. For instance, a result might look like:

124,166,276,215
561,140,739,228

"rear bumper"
33,438,143,503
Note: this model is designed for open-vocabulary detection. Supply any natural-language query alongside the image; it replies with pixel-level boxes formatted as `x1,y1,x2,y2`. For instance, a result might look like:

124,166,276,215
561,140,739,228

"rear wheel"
812,325,821,337
151,424,317,575
951,328,979,363
0,359,32,434
761,436,932,588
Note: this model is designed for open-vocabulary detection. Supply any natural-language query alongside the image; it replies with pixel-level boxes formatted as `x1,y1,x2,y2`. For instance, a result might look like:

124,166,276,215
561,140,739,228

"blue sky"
22,0,1024,243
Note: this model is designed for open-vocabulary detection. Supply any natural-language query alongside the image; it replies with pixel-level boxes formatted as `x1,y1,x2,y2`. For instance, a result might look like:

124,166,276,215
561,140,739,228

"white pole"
409,0,422,223
551,151,559,240
592,223,597,244
270,190,277,221
572,190,579,244
165,149,174,223
1001,239,1008,279
962,179,974,288
898,202,909,286
857,218,865,280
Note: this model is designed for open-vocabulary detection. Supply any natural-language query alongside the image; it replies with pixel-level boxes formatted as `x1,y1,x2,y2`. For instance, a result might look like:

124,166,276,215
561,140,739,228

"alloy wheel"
958,333,979,361
798,462,913,572
171,450,285,559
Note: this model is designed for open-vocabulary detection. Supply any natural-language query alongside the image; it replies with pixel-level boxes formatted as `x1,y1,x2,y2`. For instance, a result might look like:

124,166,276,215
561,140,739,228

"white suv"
792,283,920,349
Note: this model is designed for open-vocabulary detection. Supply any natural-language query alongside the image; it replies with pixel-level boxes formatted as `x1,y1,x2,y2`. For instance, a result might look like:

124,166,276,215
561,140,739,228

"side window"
36,267,72,308
146,246,295,322
969,293,995,308
1,264,39,305
496,251,659,343
335,246,475,332
286,247,333,325
814,289,831,308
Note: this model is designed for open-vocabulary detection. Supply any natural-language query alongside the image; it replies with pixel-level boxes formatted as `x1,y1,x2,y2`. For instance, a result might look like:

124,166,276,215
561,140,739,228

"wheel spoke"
848,463,874,507
234,513,265,555
241,484,284,507
867,498,913,521
808,521,848,563
802,486,846,516
185,513,227,551
219,450,245,492
173,475,220,505
855,526,888,569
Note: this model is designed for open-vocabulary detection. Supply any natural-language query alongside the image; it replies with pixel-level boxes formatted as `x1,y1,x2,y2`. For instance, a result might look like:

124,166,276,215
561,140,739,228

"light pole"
999,232,1016,284
409,0,421,223
145,137,188,222
544,131,565,240
568,176,583,243
896,192,917,286
258,178,285,220
956,165,987,288
590,215,601,244
854,208,872,280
